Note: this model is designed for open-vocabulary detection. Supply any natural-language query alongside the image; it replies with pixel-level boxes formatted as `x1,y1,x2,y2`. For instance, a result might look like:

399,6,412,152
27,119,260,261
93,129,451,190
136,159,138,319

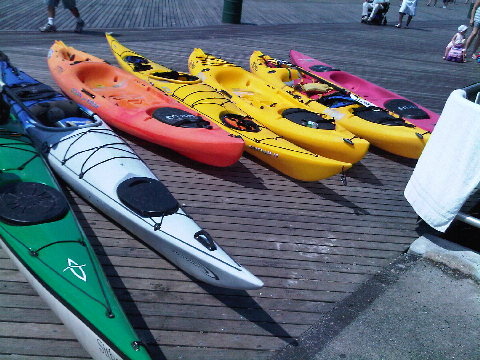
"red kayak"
290,50,439,133
47,41,244,167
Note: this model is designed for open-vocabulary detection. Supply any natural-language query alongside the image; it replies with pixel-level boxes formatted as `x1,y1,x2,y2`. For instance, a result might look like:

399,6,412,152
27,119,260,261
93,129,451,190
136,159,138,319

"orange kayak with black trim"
47,41,244,167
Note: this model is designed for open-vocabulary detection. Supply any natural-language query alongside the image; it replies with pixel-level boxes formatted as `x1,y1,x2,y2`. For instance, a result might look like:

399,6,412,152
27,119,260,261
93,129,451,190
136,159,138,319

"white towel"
404,88,480,232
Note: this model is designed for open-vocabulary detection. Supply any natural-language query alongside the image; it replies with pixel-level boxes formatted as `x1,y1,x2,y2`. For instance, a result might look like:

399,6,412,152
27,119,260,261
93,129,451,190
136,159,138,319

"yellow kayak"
250,51,429,159
188,48,369,164
105,33,351,181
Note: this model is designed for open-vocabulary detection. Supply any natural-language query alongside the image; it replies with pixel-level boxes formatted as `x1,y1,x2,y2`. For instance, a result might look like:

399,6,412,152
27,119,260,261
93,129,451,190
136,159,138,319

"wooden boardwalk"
0,1,477,359
0,0,474,30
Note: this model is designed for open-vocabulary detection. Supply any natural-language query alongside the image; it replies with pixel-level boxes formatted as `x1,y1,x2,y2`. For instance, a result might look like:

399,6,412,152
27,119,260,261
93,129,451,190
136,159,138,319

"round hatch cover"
0,182,69,225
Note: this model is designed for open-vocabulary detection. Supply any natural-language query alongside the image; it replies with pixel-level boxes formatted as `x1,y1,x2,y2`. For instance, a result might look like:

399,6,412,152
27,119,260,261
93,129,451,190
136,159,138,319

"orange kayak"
47,41,244,167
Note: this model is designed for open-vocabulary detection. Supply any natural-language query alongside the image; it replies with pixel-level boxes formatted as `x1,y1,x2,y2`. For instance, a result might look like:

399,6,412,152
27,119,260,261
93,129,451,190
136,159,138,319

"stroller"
445,44,466,63
361,1,389,25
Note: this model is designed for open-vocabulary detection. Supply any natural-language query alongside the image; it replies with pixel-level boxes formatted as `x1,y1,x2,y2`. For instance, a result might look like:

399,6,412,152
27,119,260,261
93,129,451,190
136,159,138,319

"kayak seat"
151,71,199,82
0,182,69,225
317,94,358,108
309,65,339,73
9,82,58,101
353,106,409,126
29,99,85,126
221,113,260,132
123,56,153,72
384,99,429,120
152,107,212,129
117,177,179,217
282,108,335,130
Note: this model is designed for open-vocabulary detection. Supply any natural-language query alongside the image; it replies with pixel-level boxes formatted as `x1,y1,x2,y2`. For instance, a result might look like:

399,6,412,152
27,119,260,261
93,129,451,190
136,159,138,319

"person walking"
396,0,418,28
465,0,480,59
39,0,85,33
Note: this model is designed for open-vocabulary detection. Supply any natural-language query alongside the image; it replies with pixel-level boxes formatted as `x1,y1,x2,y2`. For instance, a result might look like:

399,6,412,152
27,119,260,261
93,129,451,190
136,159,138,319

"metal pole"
222,0,243,24
455,212,480,229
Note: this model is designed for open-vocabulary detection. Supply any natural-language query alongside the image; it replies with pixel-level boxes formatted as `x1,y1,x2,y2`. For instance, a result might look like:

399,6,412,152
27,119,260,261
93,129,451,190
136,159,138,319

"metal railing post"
222,0,243,24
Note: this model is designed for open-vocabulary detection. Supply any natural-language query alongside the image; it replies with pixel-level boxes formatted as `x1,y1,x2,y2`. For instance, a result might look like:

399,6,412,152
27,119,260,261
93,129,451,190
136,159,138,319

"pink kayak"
290,50,438,133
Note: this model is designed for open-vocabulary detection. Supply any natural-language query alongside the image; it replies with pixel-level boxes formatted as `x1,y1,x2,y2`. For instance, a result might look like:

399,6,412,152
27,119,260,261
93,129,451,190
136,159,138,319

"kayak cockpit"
147,70,200,84
123,55,153,72
28,99,96,128
7,82,98,129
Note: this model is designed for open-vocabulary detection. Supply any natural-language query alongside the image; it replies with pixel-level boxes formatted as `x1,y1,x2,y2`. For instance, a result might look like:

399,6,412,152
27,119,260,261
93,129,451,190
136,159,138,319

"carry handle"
194,230,217,251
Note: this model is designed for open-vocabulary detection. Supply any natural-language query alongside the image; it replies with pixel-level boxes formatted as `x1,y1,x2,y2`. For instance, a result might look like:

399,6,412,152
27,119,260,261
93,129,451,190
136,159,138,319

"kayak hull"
47,41,244,167
251,51,429,159
290,50,438,133
188,48,367,166
0,116,151,360
105,34,350,181
2,57,262,290
0,239,128,360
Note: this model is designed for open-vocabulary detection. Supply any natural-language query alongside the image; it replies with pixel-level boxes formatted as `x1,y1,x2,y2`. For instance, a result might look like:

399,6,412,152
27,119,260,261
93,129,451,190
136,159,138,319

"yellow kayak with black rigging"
249,51,429,159
187,48,370,164
105,33,352,181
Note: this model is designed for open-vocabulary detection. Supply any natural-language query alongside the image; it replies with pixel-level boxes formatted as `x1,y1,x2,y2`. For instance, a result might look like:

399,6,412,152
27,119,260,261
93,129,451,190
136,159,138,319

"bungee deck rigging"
0,112,150,359
106,33,352,182
250,51,430,159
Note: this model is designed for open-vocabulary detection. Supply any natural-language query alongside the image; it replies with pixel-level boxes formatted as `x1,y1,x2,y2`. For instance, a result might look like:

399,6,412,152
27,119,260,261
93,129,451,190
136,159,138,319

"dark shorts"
45,0,77,10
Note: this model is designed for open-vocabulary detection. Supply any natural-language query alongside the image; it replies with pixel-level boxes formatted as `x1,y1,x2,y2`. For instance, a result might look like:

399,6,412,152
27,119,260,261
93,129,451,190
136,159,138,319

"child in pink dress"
444,25,468,62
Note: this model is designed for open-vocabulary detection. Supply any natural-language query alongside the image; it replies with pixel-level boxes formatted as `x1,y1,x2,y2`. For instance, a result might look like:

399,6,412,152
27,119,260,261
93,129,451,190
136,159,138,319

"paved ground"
274,254,480,360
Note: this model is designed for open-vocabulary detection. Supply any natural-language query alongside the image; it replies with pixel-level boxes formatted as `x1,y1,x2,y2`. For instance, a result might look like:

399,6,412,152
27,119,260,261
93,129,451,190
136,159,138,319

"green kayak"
0,110,151,359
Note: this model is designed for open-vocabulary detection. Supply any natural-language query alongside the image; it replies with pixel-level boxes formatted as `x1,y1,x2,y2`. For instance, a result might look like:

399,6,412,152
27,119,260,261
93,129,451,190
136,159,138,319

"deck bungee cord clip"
415,131,431,139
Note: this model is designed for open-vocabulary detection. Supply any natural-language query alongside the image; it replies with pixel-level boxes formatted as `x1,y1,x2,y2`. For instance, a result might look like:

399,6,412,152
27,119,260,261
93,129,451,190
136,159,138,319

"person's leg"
444,44,452,58
69,6,80,18
405,15,413,27
470,35,480,57
368,4,381,20
62,0,85,32
362,2,373,18
47,6,55,18
396,12,405,27
465,26,479,50
40,0,58,32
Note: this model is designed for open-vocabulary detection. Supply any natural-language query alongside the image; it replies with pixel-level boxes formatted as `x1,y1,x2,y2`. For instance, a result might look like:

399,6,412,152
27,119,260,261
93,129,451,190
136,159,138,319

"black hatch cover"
0,182,69,225
152,107,211,128
117,177,179,217
282,108,335,130
384,99,430,120
353,107,408,126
